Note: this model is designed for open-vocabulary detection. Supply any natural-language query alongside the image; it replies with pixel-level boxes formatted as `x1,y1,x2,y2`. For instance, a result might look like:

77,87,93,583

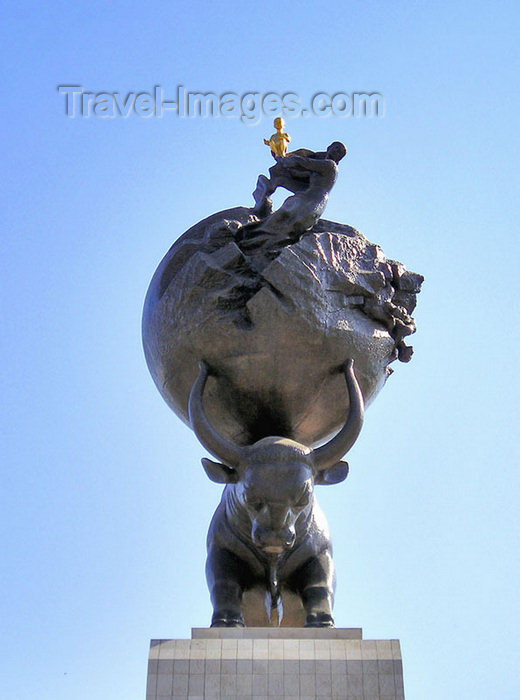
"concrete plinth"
146,627,404,699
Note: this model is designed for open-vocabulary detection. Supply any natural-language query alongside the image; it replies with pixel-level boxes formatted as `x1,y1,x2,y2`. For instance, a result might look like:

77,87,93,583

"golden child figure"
264,117,291,158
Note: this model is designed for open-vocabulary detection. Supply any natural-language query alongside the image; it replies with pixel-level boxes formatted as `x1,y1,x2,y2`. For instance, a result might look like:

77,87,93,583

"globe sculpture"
142,134,423,627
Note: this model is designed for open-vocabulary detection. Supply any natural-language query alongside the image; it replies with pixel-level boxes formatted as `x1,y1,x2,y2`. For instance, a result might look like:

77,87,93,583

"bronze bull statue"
188,359,364,627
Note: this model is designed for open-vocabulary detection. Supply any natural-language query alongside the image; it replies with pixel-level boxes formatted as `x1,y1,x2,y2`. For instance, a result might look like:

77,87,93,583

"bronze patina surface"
142,141,423,626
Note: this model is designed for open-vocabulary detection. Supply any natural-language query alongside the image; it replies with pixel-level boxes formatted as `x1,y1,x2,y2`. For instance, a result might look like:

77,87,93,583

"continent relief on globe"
142,206,423,447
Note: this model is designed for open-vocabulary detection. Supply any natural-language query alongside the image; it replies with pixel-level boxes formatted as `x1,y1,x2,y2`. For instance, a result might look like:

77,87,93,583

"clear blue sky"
1,1,519,699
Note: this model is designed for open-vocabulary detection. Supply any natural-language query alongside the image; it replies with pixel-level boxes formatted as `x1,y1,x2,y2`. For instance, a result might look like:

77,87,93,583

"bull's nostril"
251,514,298,549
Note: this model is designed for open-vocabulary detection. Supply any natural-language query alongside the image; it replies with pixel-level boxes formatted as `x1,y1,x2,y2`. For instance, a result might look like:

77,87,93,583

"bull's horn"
188,361,245,468
313,359,364,470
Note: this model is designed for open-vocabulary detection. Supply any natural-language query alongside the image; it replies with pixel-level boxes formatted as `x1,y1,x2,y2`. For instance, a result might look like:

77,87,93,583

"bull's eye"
247,499,263,512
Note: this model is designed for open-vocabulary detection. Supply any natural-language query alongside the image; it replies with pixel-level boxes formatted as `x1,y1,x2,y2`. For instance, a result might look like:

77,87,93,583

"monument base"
146,627,404,699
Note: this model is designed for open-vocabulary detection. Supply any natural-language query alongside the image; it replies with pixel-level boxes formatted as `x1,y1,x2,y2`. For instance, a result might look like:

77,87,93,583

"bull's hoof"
211,617,246,628
304,613,335,628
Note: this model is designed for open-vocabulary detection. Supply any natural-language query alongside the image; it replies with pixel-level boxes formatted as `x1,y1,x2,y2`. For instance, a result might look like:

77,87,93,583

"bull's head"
188,360,364,555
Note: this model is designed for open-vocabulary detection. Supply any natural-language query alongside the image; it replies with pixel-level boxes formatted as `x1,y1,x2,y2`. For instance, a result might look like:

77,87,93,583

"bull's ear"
201,458,239,484
314,461,349,485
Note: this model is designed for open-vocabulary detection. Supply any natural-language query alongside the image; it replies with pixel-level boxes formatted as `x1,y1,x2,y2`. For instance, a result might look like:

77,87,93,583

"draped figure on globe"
142,125,423,628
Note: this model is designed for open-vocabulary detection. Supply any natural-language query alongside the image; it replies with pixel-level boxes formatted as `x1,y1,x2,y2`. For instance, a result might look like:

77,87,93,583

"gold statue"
264,117,291,158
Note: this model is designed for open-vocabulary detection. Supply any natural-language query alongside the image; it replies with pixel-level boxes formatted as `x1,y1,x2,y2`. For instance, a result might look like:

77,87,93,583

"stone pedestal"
146,627,404,699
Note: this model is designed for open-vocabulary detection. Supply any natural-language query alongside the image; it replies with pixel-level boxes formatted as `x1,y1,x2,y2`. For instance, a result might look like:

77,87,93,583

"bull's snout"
252,524,296,553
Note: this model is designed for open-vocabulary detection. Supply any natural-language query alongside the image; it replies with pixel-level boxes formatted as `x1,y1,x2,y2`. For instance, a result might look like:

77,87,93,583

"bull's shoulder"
206,503,266,575
281,505,333,576
206,501,233,548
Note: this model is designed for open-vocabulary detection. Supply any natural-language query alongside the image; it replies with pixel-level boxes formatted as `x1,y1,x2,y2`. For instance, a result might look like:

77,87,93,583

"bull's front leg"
206,545,246,627
296,551,336,628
